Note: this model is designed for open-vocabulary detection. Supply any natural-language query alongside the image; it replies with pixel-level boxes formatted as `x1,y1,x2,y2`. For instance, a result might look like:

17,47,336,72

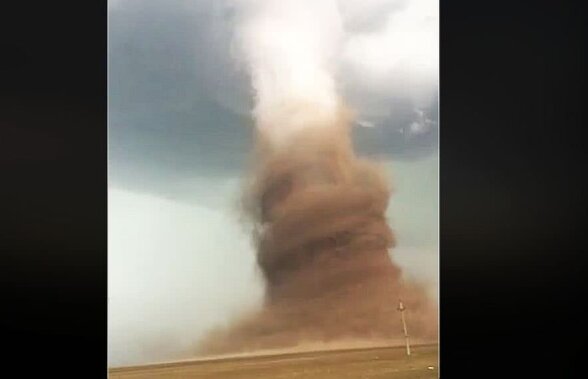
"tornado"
198,0,437,355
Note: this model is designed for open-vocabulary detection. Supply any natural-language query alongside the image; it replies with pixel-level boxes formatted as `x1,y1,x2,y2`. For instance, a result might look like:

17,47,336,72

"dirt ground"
109,344,438,378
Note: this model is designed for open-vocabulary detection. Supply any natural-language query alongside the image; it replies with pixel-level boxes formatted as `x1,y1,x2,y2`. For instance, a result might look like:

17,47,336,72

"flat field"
109,344,438,378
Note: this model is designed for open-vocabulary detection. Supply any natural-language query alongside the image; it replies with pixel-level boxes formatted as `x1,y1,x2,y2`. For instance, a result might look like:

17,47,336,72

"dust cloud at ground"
198,111,438,355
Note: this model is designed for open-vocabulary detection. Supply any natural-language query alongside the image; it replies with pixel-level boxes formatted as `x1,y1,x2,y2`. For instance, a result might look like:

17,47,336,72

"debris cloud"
199,108,437,355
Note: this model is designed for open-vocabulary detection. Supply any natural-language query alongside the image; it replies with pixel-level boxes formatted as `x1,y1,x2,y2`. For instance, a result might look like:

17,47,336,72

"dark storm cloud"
108,0,438,197
352,93,438,159
108,0,252,193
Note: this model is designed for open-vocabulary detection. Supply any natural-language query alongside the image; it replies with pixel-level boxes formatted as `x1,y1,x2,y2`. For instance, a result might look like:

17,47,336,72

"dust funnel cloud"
198,0,438,355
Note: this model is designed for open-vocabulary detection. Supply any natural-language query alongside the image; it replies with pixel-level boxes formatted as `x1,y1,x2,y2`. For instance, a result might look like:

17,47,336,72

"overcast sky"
108,0,438,367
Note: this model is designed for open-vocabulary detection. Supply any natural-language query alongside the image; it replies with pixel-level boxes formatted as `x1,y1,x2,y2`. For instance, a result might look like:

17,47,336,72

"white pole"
398,299,411,356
